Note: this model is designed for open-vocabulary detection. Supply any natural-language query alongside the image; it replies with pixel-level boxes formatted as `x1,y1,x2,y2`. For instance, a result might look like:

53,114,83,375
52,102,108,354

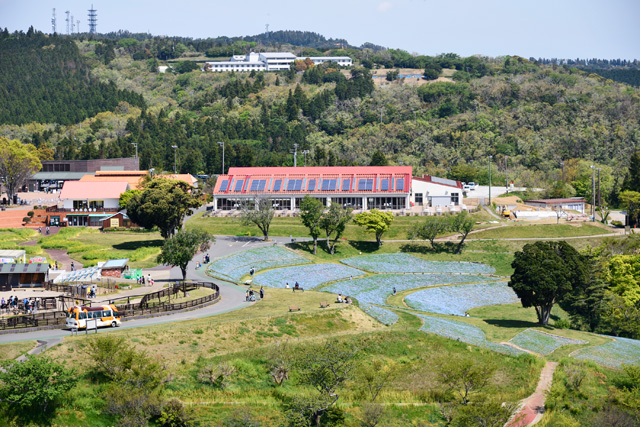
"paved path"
508,361,558,426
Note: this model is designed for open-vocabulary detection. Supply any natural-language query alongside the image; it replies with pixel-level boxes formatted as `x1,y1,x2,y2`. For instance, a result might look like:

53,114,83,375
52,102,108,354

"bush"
555,317,571,329
22,216,31,223
27,211,34,217
611,220,624,228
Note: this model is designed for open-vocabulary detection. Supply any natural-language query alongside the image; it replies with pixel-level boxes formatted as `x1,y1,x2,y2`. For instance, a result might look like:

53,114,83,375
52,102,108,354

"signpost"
85,318,98,334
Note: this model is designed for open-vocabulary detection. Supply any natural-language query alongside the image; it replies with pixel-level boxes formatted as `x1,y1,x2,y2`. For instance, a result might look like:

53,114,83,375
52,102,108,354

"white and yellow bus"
66,304,121,329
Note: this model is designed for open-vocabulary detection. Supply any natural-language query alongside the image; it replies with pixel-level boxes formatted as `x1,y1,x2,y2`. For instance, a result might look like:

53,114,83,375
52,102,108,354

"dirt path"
44,249,83,271
508,361,558,426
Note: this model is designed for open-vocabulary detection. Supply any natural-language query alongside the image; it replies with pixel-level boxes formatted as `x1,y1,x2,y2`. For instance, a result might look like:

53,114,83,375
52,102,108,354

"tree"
118,189,141,210
157,229,212,280
448,211,474,254
509,241,588,325
239,195,275,241
369,150,388,166
0,137,41,205
620,191,640,227
435,355,496,405
353,209,394,248
0,355,77,422
320,203,353,255
126,178,202,238
408,216,450,249
299,196,325,255
622,151,640,192
288,341,359,427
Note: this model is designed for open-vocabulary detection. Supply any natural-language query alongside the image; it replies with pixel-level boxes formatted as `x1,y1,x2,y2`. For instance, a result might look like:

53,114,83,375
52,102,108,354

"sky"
1,0,638,59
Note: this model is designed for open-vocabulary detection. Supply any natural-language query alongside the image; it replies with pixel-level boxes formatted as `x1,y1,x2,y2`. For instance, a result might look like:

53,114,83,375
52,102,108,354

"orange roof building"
80,172,147,190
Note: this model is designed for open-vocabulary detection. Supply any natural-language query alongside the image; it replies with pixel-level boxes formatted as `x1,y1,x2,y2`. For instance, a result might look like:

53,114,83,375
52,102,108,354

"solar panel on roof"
431,176,458,187
321,179,337,191
342,179,351,191
219,180,229,191
380,179,389,191
396,178,405,190
287,179,303,191
234,180,244,192
250,179,266,192
273,179,282,191
358,178,373,191
308,179,316,191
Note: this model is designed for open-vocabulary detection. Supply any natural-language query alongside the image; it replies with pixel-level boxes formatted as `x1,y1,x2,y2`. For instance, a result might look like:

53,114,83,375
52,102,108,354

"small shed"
100,259,129,278
100,211,134,229
0,263,48,291
0,250,27,264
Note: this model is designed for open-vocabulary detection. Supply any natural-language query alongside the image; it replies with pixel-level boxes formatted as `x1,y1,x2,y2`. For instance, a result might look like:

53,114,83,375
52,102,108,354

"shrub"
27,210,34,217
158,398,193,427
555,317,571,329
611,220,624,228
22,216,31,223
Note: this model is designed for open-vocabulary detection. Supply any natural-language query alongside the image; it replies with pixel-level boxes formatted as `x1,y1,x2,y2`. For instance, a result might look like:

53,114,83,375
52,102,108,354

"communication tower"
65,10,70,35
70,15,75,33
51,8,56,33
77,20,80,33
88,5,97,35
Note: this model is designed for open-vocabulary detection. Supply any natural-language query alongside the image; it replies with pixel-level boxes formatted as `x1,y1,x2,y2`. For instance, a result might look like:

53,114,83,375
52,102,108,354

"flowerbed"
252,263,365,290
405,282,519,316
207,247,310,281
417,314,524,356
322,274,499,306
360,302,399,325
341,253,495,275
572,336,640,368
509,329,588,355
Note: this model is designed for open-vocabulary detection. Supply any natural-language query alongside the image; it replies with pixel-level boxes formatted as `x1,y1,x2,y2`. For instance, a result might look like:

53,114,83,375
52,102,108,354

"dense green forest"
0,28,145,125
1,29,639,206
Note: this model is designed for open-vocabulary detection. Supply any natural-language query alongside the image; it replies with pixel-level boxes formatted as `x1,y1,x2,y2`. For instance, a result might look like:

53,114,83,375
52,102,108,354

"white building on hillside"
411,175,464,209
205,52,352,73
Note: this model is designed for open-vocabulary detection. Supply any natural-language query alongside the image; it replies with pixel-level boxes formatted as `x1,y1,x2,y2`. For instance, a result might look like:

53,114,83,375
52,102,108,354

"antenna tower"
51,8,56,33
70,15,75,33
88,5,97,34
77,20,80,33
65,10,70,35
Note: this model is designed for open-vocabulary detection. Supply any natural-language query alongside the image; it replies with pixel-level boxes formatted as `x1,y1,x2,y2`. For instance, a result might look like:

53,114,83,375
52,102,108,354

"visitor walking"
70,262,75,272
259,286,264,299
393,286,396,296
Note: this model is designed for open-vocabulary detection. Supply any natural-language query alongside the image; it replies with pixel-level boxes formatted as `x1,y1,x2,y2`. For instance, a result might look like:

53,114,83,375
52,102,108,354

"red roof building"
213,166,412,210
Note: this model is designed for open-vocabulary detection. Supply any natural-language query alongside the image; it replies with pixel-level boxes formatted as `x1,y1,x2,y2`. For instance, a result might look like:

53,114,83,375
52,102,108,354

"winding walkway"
508,361,558,426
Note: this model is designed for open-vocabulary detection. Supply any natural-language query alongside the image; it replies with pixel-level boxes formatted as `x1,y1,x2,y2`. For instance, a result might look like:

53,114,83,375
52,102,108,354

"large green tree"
0,355,77,423
408,216,450,249
620,191,640,227
622,151,640,192
157,229,213,280
353,209,394,248
509,241,588,325
0,137,41,205
299,196,325,255
126,178,202,238
448,211,474,254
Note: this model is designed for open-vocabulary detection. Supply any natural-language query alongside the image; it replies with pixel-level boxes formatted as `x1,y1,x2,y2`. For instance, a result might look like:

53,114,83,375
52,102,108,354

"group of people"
138,274,154,287
285,282,304,292
37,226,50,235
196,254,211,270
86,285,97,298
245,286,265,302
1,296,41,313
336,294,352,304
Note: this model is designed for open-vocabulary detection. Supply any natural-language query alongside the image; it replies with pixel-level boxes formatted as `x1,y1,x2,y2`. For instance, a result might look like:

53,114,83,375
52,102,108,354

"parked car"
468,182,477,190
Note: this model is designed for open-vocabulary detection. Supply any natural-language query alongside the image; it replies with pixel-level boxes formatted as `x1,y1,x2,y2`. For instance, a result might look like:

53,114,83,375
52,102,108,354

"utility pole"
217,142,225,175
302,150,310,167
505,155,508,193
560,161,565,182
488,155,493,207
597,168,601,209
171,145,178,174
290,143,298,167
590,165,595,222
131,143,138,158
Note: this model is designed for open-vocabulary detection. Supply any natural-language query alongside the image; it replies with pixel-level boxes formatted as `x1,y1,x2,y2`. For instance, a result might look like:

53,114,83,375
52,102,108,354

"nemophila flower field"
417,314,524,356
572,336,640,368
509,329,588,355
360,302,399,325
252,263,365,290
404,282,519,316
322,274,499,306
341,253,495,275
207,247,310,281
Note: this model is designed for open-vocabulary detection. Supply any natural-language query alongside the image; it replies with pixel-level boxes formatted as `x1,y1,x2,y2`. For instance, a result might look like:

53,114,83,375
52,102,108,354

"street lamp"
488,155,493,207
171,145,178,174
217,141,225,175
590,165,595,222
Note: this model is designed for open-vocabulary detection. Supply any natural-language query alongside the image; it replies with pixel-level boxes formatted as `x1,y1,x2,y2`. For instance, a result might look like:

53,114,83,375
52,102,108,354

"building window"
451,193,459,205
415,193,423,206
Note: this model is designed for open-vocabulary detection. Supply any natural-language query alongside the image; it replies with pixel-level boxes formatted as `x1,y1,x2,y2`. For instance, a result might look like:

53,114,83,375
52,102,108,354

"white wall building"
205,52,352,73
410,176,464,209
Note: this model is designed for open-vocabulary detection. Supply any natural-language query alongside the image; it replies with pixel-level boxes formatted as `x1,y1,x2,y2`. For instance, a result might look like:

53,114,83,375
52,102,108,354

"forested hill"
0,28,145,125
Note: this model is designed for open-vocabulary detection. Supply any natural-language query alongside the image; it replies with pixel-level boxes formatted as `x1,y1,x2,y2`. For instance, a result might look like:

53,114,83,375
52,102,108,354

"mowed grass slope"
468,223,614,239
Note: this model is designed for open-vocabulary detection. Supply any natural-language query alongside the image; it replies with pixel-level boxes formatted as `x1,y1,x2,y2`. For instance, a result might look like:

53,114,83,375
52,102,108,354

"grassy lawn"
186,210,494,241
39,228,163,268
0,341,35,361
0,228,48,258
468,223,614,239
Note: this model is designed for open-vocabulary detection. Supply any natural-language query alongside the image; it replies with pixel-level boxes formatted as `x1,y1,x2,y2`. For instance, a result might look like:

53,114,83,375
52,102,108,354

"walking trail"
508,361,558,427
